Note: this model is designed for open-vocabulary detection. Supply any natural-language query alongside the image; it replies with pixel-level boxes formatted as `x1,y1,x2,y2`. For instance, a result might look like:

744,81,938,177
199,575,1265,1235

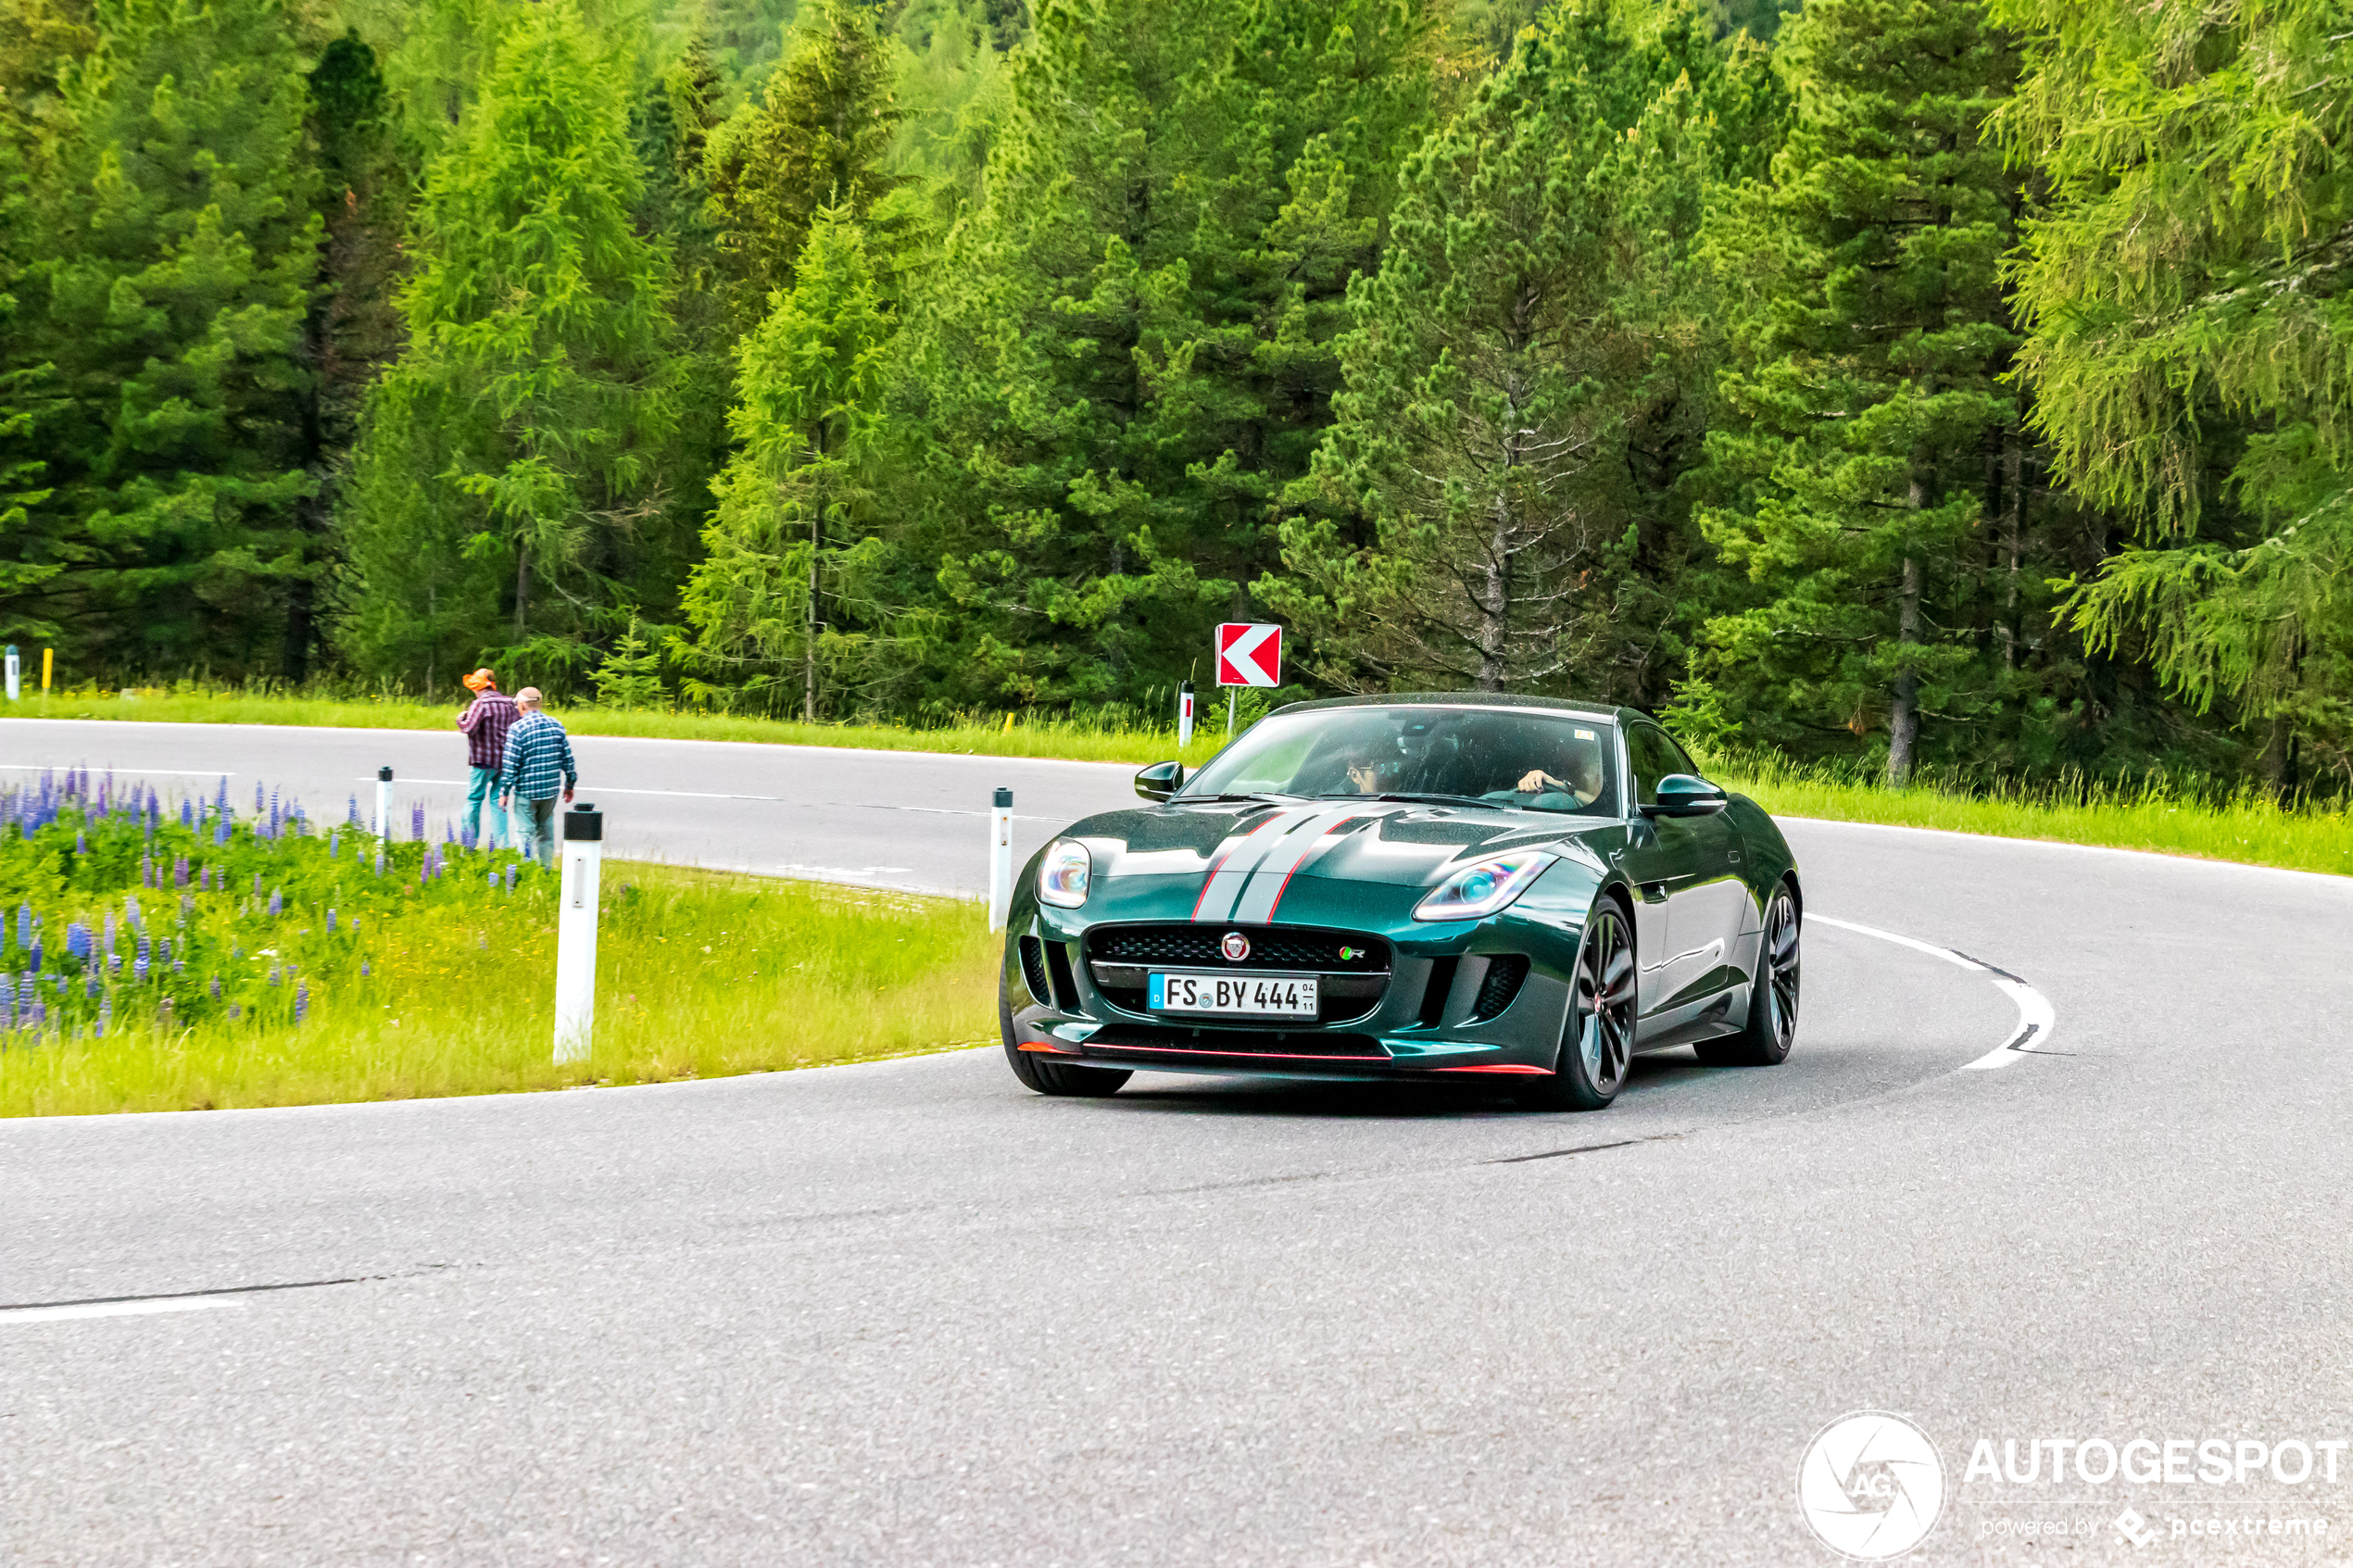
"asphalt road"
2,721,2348,1566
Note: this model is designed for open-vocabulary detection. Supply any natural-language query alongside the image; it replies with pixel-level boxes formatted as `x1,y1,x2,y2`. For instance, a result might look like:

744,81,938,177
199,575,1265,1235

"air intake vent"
1471,955,1529,1021
1017,936,1052,1007
1419,957,1459,1027
1044,940,1081,1011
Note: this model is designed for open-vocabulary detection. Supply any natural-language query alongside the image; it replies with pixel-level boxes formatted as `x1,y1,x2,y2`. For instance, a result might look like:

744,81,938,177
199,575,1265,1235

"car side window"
1625,724,1683,808
1662,731,1703,779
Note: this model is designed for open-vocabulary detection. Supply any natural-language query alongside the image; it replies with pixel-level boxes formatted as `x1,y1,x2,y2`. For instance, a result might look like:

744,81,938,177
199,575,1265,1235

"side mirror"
1134,759,1184,803
1642,773,1728,818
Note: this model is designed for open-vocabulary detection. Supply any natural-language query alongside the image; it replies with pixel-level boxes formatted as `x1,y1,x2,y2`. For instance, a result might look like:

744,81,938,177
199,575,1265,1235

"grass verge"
9,685,2348,879
1710,751,2353,879
0,779,996,1115
4,686,1230,766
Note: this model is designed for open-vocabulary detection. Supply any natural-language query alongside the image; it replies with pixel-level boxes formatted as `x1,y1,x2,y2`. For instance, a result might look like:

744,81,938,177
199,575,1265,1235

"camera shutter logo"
1796,1411,1946,1561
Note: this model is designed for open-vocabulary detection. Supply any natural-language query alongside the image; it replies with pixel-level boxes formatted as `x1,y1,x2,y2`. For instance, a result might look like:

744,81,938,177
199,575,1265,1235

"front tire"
1697,883,1799,1067
1533,900,1636,1110
1000,971,1130,1098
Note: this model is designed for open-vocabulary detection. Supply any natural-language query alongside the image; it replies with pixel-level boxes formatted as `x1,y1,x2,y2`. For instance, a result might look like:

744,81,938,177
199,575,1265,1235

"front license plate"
1148,972,1319,1019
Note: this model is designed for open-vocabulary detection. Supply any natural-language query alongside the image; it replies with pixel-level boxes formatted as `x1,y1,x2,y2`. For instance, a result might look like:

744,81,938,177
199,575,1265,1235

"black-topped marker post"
988,787,1013,932
554,802,603,1063
374,765,394,845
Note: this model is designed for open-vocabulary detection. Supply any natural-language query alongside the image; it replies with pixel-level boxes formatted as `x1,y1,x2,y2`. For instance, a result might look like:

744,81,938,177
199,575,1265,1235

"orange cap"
463,668,496,692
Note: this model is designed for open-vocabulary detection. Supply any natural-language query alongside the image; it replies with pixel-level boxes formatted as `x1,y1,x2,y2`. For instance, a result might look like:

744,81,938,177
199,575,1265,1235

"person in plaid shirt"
497,687,577,865
457,669,518,849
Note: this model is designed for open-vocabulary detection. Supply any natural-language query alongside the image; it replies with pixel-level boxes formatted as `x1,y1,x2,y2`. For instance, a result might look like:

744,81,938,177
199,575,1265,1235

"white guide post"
3,646,18,702
988,787,1013,933
553,802,603,1063
374,765,394,844
1176,680,1194,749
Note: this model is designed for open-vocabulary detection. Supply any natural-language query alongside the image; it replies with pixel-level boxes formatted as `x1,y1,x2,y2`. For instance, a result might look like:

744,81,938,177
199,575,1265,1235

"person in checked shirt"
456,668,518,849
497,686,578,866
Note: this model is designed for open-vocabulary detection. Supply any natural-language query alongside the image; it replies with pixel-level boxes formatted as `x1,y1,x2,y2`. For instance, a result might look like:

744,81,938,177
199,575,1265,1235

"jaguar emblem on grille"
1220,932,1251,962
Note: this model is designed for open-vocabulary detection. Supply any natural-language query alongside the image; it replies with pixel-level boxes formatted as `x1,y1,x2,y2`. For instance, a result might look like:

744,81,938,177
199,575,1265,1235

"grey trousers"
521,796,559,866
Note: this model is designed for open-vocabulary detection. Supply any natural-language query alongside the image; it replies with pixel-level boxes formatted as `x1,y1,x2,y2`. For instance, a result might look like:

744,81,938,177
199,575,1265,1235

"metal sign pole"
554,803,603,1062
1228,688,1237,736
3,646,18,703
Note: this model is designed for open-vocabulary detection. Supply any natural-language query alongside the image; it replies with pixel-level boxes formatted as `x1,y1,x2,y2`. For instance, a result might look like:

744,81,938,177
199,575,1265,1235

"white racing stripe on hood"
1190,806,1343,923
1228,810,1377,924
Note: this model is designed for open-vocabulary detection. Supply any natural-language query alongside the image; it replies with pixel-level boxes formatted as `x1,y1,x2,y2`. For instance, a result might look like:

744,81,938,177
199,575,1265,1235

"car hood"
1058,799,1614,920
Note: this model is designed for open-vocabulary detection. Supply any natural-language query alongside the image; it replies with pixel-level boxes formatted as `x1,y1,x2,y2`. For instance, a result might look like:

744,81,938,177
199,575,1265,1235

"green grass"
0,785,997,1116
5,684,1232,766
1709,749,2353,878
10,683,2350,878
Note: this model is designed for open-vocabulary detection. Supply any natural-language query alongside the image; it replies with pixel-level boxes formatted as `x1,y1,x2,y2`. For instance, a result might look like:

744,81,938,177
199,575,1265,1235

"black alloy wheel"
1541,901,1635,1110
1699,884,1799,1067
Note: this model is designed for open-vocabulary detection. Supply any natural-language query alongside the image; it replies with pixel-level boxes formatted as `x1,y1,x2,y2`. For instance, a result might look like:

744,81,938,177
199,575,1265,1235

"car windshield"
1177,706,1620,817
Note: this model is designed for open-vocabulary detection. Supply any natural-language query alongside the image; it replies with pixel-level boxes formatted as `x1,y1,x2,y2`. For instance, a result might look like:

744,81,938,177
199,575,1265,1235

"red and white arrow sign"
1215,622,1282,687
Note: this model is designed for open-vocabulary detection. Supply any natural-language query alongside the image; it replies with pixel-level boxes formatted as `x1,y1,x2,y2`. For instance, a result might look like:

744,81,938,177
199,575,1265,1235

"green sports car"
1000,694,1804,1110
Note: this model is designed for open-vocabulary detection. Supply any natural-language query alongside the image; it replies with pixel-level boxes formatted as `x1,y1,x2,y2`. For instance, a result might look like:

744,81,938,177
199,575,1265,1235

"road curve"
0,720,2347,1565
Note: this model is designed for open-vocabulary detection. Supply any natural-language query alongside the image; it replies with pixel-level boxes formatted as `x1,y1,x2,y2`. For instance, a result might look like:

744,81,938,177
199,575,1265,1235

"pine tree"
9,0,322,674
704,0,905,320
1694,0,2024,784
1265,23,1629,692
590,612,667,708
1994,0,2353,785
907,0,1438,712
683,210,889,719
333,0,679,694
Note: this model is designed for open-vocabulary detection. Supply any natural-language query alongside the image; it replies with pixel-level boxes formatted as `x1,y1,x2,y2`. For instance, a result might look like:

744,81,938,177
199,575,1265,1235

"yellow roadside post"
42,647,53,691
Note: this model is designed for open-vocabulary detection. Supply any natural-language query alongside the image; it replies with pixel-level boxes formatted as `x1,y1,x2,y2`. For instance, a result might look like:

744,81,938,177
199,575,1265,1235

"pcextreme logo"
1797,1411,1946,1561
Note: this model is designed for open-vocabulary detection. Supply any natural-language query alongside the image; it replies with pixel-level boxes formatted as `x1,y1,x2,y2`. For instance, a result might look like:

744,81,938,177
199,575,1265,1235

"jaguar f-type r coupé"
1000,695,1802,1110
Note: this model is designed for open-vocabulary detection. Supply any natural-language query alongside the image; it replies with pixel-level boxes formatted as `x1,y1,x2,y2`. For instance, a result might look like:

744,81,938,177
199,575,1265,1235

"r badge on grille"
1220,931,1251,962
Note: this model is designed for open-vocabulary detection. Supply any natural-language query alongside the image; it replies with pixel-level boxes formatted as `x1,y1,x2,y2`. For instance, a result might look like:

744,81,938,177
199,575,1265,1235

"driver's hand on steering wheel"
1516,769,1564,792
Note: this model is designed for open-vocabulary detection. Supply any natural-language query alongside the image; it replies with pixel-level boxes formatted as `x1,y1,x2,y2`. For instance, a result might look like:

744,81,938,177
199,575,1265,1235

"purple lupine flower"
374,847,385,877
228,1004,241,1020
254,782,264,813
135,934,150,983
180,798,194,828
268,888,283,918
268,964,281,987
268,790,280,837
96,990,110,1036
85,973,98,998
253,872,262,897
14,904,27,948
0,974,11,1031
295,984,308,1024
108,951,120,974
411,802,426,841
215,816,231,846
505,864,519,894
330,829,340,859
327,908,337,934
208,974,221,1001
103,913,116,956
31,997,44,1028
75,830,85,854
346,794,360,825
360,960,371,978
27,936,40,972
66,922,90,961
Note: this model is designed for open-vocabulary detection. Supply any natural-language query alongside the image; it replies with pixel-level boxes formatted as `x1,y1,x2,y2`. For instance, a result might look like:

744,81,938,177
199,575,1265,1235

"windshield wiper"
1175,792,1302,805
1354,792,1491,807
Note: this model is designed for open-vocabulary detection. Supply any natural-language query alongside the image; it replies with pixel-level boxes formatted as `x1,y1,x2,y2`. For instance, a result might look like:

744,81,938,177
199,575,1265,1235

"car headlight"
1038,840,1092,908
1412,849,1558,922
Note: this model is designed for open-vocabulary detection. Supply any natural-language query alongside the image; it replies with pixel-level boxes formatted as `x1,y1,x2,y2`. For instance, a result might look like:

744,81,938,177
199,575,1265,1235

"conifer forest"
3,0,2348,794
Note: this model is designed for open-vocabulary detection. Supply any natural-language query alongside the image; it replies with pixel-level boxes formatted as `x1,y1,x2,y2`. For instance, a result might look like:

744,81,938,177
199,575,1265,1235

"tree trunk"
513,544,529,645
1888,550,1922,787
805,484,822,723
1477,497,1511,692
2000,410,2023,671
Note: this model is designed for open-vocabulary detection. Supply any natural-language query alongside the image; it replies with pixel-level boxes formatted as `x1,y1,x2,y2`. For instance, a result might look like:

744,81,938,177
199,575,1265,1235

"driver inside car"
1487,737,1604,809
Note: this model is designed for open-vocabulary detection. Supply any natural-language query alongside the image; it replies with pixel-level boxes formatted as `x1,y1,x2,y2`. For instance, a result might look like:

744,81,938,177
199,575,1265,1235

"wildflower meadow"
0,768,996,1115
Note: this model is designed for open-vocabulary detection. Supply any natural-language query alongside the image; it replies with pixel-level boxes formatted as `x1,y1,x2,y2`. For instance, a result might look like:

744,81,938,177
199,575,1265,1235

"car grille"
1472,955,1529,1021
1087,924,1390,972
1085,923,1390,1026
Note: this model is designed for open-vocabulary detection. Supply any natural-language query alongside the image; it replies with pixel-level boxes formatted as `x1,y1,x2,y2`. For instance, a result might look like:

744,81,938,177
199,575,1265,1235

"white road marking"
0,765,234,777
349,777,1054,818
0,1296,242,1323
1809,913,2057,1071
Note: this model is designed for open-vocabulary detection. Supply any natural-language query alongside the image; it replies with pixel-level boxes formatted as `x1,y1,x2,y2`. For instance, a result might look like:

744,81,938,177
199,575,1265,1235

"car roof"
1272,692,1629,723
